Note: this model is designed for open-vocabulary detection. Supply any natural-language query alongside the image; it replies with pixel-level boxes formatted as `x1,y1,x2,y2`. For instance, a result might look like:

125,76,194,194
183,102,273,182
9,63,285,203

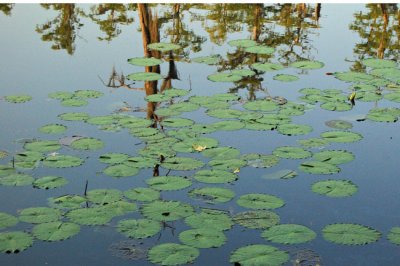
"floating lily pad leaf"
384,92,400,103
148,243,199,266
262,224,316,244
273,146,312,159
243,100,278,112
163,88,189,97
74,89,103,99
209,158,247,171
245,45,275,55
322,224,381,245
321,131,363,143
206,108,242,119
24,140,61,153
189,187,235,203
155,107,181,117
362,58,397,69
273,74,299,82
290,60,324,69
147,176,192,191
237,194,284,210
0,174,34,186
33,176,68,190
148,42,181,52
184,209,233,231
368,78,392,87
161,117,194,128
124,156,157,169
0,165,15,177
207,73,242,82
61,98,88,107
279,102,306,116
14,151,44,169
48,195,86,210
350,83,377,92
239,111,263,121
320,101,352,112
0,231,33,253
192,55,221,65
145,94,171,103
99,153,129,164
179,229,226,248
233,210,280,229
313,150,354,165
4,95,32,103
370,67,400,83
139,144,176,159
127,72,163,81
230,244,289,266
201,147,240,160
58,112,89,121
252,62,284,72
244,154,280,168
367,108,398,122
334,72,374,83
19,207,61,224
388,227,400,245
127,57,162,66
33,222,80,241
43,155,84,168
263,169,297,180
87,115,117,126
141,200,194,222
130,127,159,138
70,137,104,150
255,114,291,126
312,180,358,197
355,91,382,102
211,93,240,102
66,207,113,225
212,120,245,131
169,102,200,112
277,123,312,136
49,91,74,100
103,164,139,178
0,151,8,159
161,157,204,171
119,116,152,128
117,219,161,239
298,138,329,148
39,124,67,134
299,87,322,95
124,187,160,202
325,120,353,130
86,189,122,205
172,137,218,153
0,213,18,229
228,39,257,48
103,201,137,216
299,161,340,175
232,69,256,77
194,169,237,184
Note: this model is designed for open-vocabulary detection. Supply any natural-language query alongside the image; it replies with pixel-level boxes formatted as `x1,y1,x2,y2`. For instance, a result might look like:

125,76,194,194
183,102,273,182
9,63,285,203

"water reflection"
0,4,13,15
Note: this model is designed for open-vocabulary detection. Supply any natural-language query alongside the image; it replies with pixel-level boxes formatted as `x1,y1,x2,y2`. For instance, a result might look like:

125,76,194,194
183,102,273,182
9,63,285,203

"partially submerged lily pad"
252,62,284,72
189,187,235,203
0,231,33,253
0,212,18,229
70,137,104,150
237,194,284,210
32,222,80,241
33,176,68,189
66,206,114,225
184,209,233,231
141,200,194,222
4,95,32,103
192,55,221,65
86,189,122,205
245,45,275,55
161,117,194,128
325,120,353,130
233,210,280,229
61,98,88,107
201,146,240,160
362,58,397,69
228,39,257,48
277,123,312,136
387,227,400,245
148,243,199,266
263,169,297,180
145,94,171,103
298,138,329,148
321,131,363,143
117,219,161,239
179,228,226,248
58,112,89,121
322,223,381,245
312,180,358,197
0,173,34,186
99,153,129,164
194,169,237,184
312,150,354,165
48,194,86,210
262,224,317,244
103,164,139,178
39,124,67,134
208,158,247,171
24,140,61,153
272,146,312,159
290,60,324,69
124,187,160,202
19,207,61,224
43,155,84,168
161,157,204,171
230,244,289,266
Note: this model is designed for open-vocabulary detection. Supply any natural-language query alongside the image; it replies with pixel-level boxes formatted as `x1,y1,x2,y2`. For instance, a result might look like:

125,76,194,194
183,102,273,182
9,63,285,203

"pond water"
1,3,400,266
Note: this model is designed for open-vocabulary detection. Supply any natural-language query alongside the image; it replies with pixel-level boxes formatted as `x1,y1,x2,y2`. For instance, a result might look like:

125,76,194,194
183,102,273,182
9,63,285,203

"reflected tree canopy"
0,4,14,16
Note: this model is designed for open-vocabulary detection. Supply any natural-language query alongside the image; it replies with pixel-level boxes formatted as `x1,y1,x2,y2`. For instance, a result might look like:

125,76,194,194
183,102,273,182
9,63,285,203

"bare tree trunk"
377,4,388,59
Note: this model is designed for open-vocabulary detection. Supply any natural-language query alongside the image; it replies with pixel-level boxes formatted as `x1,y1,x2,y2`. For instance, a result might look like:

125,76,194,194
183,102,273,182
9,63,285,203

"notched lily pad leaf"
58,112,89,121
43,155,84,168
321,131,363,143
290,60,324,69
70,137,104,150
245,45,275,55
141,200,194,222
312,179,358,197
192,55,221,65
146,176,192,191
33,222,80,241
86,189,122,205
262,224,316,244
388,227,400,245
273,146,312,159
299,161,340,175
201,146,240,160
277,123,312,136
298,138,329,148
208,158,247,171
0,231,33,253
243,99,278,112
252,62,284,72
322,223,381,245
325,120,353,129
145,94,171,103
61,98,88,107
334,72,374,83
127,72,163,81
194,169,237,184
24,140,61,153
74,89,103,99
189,187,235,203
33,176,68,189
233,210,280,229
312,150,354,165
243,154,280,168
4,95,32,103
124,187,160,202
184,209,233,231
228,39,257,48
362,58,397,69
127,57,162,66
273,74,299,82
263,169,297,180
230,244,289,266
66,207,113,225
103,164,139,178
207,73,242,82
117,219,161,239
161,157,204,171
19,207,61,224
0,173,34,186
147,42,181,52
99,153,129,164
39,124,67,134
48,194,86,210
148,243,199,266
161,117,194,128
237,194,284,210
0,212,18,229
179,228,226,248
232,69,256,77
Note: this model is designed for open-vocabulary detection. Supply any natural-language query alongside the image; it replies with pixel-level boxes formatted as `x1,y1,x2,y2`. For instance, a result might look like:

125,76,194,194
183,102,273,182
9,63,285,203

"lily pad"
103,164,139,178
0,165,17,177
124,156,157,169
245,45,275,55
189,187,235,203
387,227,400,245
58,112,89,121
367,108,398,122
19,207,61,224
48,194,86,210
33,176,68,189
0,173,34,186
312,150,354,165
290,60,324,69
148,243,199,266
0,212,18,229
117,219,161,239
127,72,163,81
243,99,278,112
273,74,299,82
179,228,226,248
32,222,80,241
325,120,353,129
86,189,122,205
322,223,381,245
263,169,297,180
147,42,181,52
43,155,84,168
193,169,237,184
384,92,400,103
169,102,199,112
61,98,88,107
232,69,256,77
0,231,33,253
124,187,160,202
228,39,257,48
192,55,221,65
39,124,67,134
49,91,74,100
103,201,137,216
24,140,61,153
184,209,233,231
312,180,358,197
0,151,8,159
321,131,363,143
243,154,280,168
162,117,194,128
4,95,32,103
172,137,218,153
261,224,316,244
206,108,242,119
163,88,189,97
145,94,171,103
277,123,312,136
334,72,374,83
141,200,194,222
370,67,400,83
207,73,242,82
233,210,280,229
230,244,289,266
299,161,340,175
208,158,247,171
252,62,284,72
273,146,312,159
237,194,284,210
127,57,162,66
146,176,192,191
161,157,204,171
320,101,352,112
212,120,245,131
362,58,397,69
99,153,129,164
201,147,240,160
70,137,104,150
74,90,103,99
66,206,113,225
298,138,329,148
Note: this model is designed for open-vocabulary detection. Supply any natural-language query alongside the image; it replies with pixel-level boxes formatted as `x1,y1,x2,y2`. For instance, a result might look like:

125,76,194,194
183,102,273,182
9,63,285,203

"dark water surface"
1,3,400,266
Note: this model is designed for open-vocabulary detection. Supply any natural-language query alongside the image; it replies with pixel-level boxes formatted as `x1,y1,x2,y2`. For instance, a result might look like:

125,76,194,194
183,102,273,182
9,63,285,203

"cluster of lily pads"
1,39,400,265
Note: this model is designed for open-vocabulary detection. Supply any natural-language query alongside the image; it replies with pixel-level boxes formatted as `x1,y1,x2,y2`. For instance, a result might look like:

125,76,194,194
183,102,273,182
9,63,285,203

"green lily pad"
212,120,245,131
312,180,358,197
334,72,374,83
146,176,192,191
61,98,88,107
99,153,129,164
129,127,159,138
362,58,397,69
384,92,400,103
19,207,61,224
70,137,104,150
206,108,242,119
155,107,181,117
243,99,278,112
66,206,113,225
245,45,275,55
172,137,218,153
233,210,280,229
33,176,68,189
161,117,194,128
243,154,280,168
127,72,163,81
39,124,67,134
322,223,381,245
141,200,194,222
367,108,398,122
273,146,312,159
201,146,240,160
387,227,400,245
312,150,354,165
228,39,257,48
208,158,247,171
48,194,86,210
119,116,152,128
207,73,242,82
86,115,116,125
124,187,160,202
74,89,103,99
290,60,324,69
237,194,284,210
86,189,122,205
32,222,80,241
161,157,204,171
148,243,199,266
193,169,237,184
162,88,189,97
355,91,382,102
127,57,162,66
0,213,18,229
169,102,200,112
252,62,284,72
189,187,235,203
230,244,289,266
58,112,89,121
148,42,181,52
49,91,74,100
299,161,340,175
0,231,33,253
370,67,400,83
117,219,161,239
124,156,157,169
320,101,352,111
232,69,256,77
261,224,316,244
43,155,84,168
273,74,299,82
14,150,44,169
279,102,306,116
325,120,353,129
321,131,363,143
0,173,34,186
145,94,172,103
4,95,32,103
24,140,61,153
277,123,312,136
0,165,15,177
298,138,329,148
103,201,137,216
192,55,221,65
263,169,297,180
103,164,139,178
184,209,233,231
179,228,226,248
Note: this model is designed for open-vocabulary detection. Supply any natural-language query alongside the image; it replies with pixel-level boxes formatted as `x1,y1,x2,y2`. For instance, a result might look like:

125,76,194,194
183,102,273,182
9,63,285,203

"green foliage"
299,161,340,174
0,231,33,253
19,207,61,224
184,209,233,231
147,42,181,52
243,154,280,168
161,157,205,171
209,158,247,170
148,243,199,266
24,140,61,153
228,39,257,47
179,228,226,248
39,124,67,134
103,164,139,177
321,131,363,143
290,60,324,69
207,72,242,82
189,187,235,203
298,138,329,148
334,71,374,83
145,94,172,103
141,200,194,222
272,146,312,159
61,98,88,107
86,189,122,205
127,57,162,66
194,169,237,184
201,146,240,160
277,123,312,136
230,244,289,266
192,55,221,65
58,112,89,121
43,155,84,168
252,62,284,72
33,176,68,189
243,99,278,112
117,219,161,239
4,95,32,103
325,120,353,129
70,137,104,150
261,224,316,244
233,210,280,229
99,153,129,164
0,212,18,229
32,222,80,241
312,180,358,197
245,45,275,54
263,169,297,180
0,173,34,186
322,223,381,245
66,206,113,225
124,187,160,202
312,150,355,165
273,74,299,82
146,176,192,191
127,72,163,81
48,194,86,210
237,194,284,210
387,227,400,245
161,117,194,128
362,58,397,68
